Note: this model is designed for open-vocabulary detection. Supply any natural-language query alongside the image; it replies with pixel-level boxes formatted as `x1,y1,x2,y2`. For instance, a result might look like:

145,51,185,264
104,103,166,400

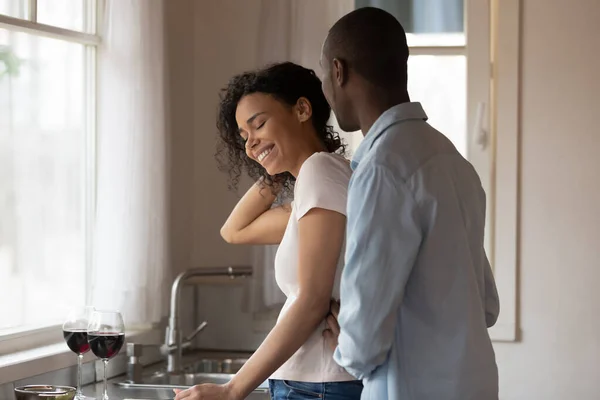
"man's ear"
332,58,348,87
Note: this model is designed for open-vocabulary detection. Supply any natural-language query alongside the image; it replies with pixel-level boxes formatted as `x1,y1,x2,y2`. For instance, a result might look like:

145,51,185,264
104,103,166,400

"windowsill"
0,327,161,385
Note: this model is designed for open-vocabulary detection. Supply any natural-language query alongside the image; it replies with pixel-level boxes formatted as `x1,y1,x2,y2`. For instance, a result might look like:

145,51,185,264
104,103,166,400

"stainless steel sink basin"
185,358,248,374
115,357,269,393
118,371,235,388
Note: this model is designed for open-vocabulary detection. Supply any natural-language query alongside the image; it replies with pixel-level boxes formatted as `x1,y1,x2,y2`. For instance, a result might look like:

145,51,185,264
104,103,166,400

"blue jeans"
268,379,363,400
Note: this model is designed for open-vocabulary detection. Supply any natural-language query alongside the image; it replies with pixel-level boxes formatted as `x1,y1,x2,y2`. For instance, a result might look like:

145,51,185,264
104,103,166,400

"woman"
174,62,361,400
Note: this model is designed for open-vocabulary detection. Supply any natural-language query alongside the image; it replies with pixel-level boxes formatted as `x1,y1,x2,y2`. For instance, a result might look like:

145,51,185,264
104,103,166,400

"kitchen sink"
115,357,269,392
185,357,249,374
117,371,237,389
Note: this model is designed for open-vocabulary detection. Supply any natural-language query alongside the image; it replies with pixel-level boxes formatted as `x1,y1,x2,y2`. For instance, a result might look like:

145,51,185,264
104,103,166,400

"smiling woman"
206,62,362,400
216,62,346,197
236,93,322,178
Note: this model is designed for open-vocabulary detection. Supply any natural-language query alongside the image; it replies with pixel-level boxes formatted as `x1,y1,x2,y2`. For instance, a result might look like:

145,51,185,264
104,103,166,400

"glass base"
74,386,96,400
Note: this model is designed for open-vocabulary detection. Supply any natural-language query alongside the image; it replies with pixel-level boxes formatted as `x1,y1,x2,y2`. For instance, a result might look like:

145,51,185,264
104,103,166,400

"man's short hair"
325,7,409,87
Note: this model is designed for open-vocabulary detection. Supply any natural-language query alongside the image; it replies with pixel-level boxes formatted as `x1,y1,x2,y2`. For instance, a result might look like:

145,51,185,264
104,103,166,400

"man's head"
320,7,409,132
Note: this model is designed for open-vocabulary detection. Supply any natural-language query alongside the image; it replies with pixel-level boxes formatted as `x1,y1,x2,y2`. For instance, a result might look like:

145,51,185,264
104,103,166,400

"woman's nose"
246,135,259,150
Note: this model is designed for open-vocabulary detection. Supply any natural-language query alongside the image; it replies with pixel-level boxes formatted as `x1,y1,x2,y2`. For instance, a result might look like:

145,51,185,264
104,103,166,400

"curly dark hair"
216,62,346,196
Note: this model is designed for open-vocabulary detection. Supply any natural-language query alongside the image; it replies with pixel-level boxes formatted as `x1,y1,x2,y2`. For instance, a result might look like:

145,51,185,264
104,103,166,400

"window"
353,0,520,342
356,0,467,154
0,0,99,352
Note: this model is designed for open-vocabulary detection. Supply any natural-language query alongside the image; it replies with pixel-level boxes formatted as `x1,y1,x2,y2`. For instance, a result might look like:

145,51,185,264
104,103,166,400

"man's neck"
354,87,410,135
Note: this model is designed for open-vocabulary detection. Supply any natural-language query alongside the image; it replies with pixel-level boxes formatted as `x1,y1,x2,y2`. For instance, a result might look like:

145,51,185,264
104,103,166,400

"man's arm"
483,254,500,327
334,165,423,380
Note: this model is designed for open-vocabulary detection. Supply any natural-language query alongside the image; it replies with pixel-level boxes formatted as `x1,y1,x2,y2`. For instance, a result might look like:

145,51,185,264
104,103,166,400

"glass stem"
76,354,83,398
102,360,109,400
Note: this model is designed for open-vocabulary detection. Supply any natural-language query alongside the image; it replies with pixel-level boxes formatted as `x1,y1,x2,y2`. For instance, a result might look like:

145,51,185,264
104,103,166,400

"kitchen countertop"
77,349,270,400
81,378,270,400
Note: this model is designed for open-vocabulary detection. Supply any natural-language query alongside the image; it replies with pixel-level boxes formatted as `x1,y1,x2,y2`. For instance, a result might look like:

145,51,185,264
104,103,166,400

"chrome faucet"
162,266,253,373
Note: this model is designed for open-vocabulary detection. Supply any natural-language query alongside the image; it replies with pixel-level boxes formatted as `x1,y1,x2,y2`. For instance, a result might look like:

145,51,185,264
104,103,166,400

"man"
320,7,500,400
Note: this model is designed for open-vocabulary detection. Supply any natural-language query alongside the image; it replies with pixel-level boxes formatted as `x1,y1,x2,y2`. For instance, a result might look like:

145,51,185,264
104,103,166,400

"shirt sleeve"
333,164,423,380
294,153,350,220
483,254,500,327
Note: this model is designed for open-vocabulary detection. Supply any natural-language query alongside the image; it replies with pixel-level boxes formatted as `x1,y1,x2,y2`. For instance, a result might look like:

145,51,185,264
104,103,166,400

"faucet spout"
164,266,253,373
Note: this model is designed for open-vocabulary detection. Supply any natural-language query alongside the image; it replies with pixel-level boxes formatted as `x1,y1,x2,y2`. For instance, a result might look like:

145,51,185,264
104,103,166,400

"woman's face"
236,93,309,176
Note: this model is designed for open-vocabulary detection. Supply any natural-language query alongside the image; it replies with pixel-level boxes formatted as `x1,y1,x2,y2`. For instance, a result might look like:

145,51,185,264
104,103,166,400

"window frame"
467,0,520,342
0,0,100,354
485,0,520,342
0,1,100,45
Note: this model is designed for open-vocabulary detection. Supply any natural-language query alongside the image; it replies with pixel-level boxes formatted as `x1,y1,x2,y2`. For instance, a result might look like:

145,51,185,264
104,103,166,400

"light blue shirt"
334,103,500,400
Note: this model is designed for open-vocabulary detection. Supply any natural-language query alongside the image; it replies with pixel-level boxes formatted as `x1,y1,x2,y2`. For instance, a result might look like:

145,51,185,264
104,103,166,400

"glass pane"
345,56,466,158
0,28,87,332
407,55,466,156
37,0,94,33
355,0,465,46
0,0,29,19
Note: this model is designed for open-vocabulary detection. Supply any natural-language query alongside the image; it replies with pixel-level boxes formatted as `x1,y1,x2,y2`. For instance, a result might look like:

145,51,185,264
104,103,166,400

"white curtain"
90,0,169,326
245,0,354,313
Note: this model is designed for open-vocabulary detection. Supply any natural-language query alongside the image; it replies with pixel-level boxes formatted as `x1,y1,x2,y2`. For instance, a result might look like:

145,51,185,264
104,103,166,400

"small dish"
14,385,76,400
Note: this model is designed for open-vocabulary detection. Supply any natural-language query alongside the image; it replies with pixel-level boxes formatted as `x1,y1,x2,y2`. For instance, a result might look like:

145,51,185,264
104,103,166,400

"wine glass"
87,310,125,400
63,306,95,400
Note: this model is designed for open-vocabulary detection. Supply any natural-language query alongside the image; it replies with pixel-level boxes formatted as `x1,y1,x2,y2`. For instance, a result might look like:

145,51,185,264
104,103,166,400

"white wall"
163,0,265,349
164,0,264,273
493,1,600,399
164,0,195,279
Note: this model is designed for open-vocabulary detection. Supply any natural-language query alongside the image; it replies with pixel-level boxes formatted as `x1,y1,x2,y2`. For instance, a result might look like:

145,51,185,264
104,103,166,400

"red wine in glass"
88,310,125,400
63,306,94,400
88,333,125,360
63,330,90,355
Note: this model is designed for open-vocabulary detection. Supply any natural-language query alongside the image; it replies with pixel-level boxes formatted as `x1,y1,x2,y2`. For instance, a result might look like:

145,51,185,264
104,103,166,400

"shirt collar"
351,102,428,170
